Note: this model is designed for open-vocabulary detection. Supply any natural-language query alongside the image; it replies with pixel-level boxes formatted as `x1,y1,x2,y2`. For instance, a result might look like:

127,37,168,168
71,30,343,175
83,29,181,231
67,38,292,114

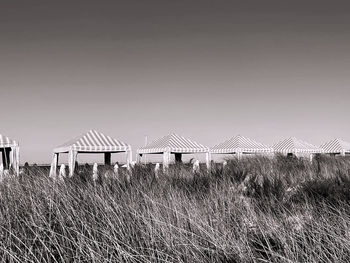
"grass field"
0,155,350,262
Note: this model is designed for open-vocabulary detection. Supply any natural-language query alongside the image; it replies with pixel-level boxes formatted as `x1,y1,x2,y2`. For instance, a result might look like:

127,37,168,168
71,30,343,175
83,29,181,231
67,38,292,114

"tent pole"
126,150,132,170
144,135,148,164
68,150,78,177
9,146,19,176
10,147,15,173
163,151,170,172
129,149,133,164
309,153,314,163
1,148,5,169
206,152,211,170
15,146,20,176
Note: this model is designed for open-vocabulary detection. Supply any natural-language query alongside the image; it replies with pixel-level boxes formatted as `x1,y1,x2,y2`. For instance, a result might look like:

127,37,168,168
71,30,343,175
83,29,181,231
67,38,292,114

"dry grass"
0,155,350,262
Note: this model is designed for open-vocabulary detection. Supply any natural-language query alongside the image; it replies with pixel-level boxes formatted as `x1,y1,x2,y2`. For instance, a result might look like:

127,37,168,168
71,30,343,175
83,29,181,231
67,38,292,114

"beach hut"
211,135,273,160
137,133,210,170
273,137,323,161
49,130,132,177
0,134,20,175
320,138,350,156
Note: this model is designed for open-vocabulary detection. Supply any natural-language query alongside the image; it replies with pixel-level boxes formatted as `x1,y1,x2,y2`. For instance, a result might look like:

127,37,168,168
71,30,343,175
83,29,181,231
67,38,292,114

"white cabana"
0,134,20,176
137,133,211,170
49,130,132,177
320,138,350,156
273,137,323,161
211,135,273,160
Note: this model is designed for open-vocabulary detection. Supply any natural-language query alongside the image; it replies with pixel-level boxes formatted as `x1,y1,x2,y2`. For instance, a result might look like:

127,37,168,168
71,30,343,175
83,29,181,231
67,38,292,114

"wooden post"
175,153,182,163
104,152,111,165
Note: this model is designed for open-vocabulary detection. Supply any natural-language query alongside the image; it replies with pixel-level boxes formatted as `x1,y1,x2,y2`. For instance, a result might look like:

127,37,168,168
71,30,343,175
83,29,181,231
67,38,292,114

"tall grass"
0,155,350,262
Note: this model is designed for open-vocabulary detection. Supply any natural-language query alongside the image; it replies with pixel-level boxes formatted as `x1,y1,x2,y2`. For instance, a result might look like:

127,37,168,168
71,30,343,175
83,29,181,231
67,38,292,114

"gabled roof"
211,135,273,154
53,130,131,153
0,134,18,148
320,138,350,154
137,133,208,154
273,137,323,154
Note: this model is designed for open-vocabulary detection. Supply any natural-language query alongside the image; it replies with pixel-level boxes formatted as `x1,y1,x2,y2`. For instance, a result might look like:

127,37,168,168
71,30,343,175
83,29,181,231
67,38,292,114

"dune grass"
0,155,350,262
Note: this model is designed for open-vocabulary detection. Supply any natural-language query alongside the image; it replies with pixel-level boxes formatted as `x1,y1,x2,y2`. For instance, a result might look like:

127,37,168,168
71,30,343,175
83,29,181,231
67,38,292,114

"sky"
0,0,350,164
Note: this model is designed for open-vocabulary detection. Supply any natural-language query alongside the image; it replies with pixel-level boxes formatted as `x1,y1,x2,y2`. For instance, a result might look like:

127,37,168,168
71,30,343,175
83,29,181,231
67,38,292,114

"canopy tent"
50,130,132,177
320,138,350,156
0,134,20,175
211,135,273,159
273,137,323,160
137,133,211,170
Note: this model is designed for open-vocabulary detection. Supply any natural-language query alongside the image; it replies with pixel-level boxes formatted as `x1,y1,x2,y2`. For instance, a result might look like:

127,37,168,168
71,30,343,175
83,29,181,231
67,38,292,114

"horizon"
1,0,350,163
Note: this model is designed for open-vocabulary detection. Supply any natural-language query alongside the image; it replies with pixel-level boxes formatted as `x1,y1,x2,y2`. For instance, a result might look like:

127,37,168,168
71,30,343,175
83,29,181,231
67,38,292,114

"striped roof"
54,130,131,153
0,134,18,148
273,137,323,154
137,133,209,154
320,138,350,154
211,135,273,154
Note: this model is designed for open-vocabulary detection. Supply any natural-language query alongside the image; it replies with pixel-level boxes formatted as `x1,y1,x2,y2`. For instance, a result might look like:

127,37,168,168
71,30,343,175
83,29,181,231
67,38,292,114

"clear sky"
1,0,350,164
